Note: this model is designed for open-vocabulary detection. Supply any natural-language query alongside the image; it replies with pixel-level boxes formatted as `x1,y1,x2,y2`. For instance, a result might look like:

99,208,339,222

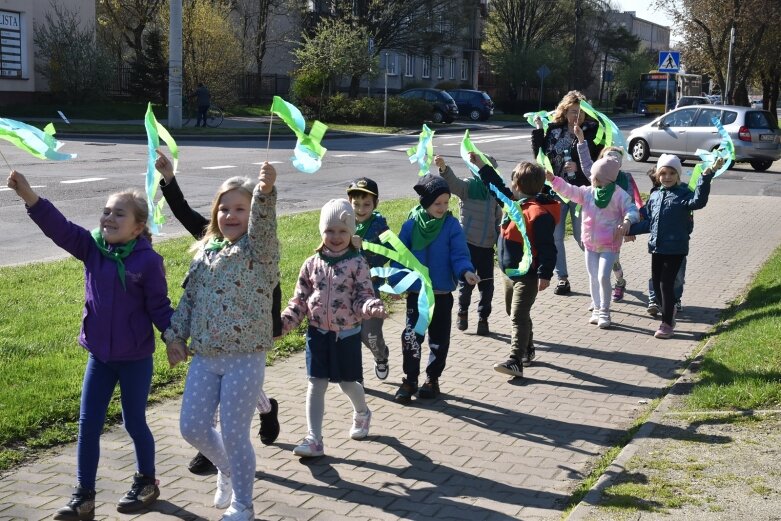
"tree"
595,25,640,104
34,2,114,103
97,0,165,67
129,28,168,103
613,48,656,109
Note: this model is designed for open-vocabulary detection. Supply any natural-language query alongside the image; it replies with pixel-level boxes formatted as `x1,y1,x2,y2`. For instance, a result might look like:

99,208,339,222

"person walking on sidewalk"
6,171,173,521
191,82,211,128
438,155,503,336
164,163,279,521
155,151,281,476
279,199,387,458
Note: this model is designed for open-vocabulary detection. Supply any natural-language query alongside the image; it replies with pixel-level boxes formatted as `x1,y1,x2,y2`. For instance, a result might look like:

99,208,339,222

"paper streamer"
144,102,179,234
523,110,555,133
578,100,626,151
460,129,495,177
407,124,435,176
489,187,533,277
0,118,76,160
537,148,570,204
270,96,328,174
57,111,70,124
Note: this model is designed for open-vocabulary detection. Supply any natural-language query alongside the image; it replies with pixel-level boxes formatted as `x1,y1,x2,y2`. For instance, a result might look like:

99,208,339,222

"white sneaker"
214,471,232,509
374,360,389,380
293,435,324,457
349,409,372,440
220,500,254,521
589,310,600,325
598,311,611,329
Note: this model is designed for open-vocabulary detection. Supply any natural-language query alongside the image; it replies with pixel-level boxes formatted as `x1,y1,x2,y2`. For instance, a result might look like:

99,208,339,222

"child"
471,156,560,377
438,155,503,336
392,170,479,405
279,199,386,457
629,154,722,339
346,177,391,380
545,156,640,328
155,151,281,476
164,163,279,521
6,171,173,521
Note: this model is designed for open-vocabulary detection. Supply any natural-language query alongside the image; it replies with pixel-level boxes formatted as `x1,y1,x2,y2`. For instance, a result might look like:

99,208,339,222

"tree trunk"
349,75,360,98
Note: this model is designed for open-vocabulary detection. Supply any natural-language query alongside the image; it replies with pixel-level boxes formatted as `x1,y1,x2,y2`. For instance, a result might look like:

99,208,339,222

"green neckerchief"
594,182,616,209
409,205,449,250
355,211,378,239
91,229,137,290
205,236,231,252
317,248,359,266
467,176,490,200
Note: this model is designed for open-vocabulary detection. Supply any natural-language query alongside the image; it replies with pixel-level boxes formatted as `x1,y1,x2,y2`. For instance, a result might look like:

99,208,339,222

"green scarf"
355,211,378,238
91,229,137,290
409,205,448,250
205,237,231,252
467,176,489,200
594,182,616,209
318,248,359,266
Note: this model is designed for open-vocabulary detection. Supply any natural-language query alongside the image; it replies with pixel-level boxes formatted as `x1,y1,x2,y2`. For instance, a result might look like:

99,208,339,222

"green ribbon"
270,96,328,173
407,124,435,176
205,237,231,252
537,149,570,204
144,102,179,234
91,229,136,290
523,110,555,133
0,118,76,160
489,188,533,277
577,100,626,150
458,130,491,199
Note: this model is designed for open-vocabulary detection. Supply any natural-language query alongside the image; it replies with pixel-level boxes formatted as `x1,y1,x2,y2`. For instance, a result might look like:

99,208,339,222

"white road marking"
202,165,237,170
331,154,357,158
61,178,107,184
472,135,530,144
1,185,45,191
366,150,388,154
252,161,284,165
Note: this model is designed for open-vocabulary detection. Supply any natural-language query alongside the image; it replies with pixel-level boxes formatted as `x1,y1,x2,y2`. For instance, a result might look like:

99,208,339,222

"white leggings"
585,249,619,312
180,352,265,507
306,377,367,440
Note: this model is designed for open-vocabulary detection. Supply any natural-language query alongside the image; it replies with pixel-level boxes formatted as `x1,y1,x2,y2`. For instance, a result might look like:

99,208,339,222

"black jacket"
531,120,602,187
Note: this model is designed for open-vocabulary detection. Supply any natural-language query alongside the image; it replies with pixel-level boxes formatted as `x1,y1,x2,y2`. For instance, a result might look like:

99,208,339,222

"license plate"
759,134,775,142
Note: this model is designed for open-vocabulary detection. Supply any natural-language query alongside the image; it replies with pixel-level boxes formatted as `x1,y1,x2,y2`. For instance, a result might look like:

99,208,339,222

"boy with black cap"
347,177,391,380
391,167,479,404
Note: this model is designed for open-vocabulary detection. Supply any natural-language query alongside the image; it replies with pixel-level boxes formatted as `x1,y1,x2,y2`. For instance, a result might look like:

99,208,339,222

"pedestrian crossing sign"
658,51,680,73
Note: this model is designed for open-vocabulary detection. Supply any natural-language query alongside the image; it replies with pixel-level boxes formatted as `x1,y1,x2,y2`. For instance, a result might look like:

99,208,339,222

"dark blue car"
447,89,494,121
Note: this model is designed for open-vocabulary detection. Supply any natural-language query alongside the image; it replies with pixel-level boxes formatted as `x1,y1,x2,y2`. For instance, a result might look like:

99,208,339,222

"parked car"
446,89,494,121
706,94,723,105
750,99,763,109
627,105,781,171
675,96,711,109
399,88,459,124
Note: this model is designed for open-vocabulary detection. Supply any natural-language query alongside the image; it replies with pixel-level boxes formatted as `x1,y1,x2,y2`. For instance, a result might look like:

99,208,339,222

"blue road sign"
658,51,680,73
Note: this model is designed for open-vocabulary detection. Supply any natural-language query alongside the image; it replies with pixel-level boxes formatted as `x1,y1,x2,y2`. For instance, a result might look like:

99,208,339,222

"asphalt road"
1,119,780,266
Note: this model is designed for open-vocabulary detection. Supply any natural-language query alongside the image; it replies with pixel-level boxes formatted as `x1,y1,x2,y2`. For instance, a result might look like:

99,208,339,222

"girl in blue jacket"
392,172,478,405
628,154,723,339
6,170,173,521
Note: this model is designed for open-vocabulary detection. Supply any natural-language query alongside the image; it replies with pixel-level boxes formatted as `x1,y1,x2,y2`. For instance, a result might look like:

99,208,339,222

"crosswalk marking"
202,165,237,170
1,185,46,191
332,154,357,158
61,178,107,184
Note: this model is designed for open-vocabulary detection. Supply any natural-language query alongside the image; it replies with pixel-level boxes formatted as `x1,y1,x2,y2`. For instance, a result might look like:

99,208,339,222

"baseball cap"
347,177,379,198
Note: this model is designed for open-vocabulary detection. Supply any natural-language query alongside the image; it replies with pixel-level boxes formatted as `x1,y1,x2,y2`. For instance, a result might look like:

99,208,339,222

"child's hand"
703,157,725,176
258,162,277,193
614,220,631,241
464,271,479,285
538,278,550,291
351,235,363,249
573,124,585,143
623,234,636,243
434,155,447,173
468,152,486,169
534,115,543,129
155,149,175,183
166,340,189,368
6,170,39,206
544,169,554,183
365,300,387,318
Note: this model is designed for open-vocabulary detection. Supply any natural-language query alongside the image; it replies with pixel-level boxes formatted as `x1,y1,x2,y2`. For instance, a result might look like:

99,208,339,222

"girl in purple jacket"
6,171,173,521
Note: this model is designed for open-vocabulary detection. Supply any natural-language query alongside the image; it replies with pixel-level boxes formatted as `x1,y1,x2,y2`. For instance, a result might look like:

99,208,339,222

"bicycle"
182,99,224,128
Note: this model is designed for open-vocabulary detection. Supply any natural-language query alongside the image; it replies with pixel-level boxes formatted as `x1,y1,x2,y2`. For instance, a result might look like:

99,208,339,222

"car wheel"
432,110,444,124
750,159,773,172
630,139,650,162
444,117,455,124
469,109,482,121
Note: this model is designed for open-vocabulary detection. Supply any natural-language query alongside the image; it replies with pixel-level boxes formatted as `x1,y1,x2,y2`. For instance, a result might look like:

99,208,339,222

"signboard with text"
0,10,22,79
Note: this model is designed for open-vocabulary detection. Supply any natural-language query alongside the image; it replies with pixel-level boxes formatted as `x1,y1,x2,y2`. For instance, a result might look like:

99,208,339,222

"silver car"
627,105,781,171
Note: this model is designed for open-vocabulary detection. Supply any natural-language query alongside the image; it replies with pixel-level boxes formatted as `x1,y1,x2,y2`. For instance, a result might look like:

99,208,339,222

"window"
746,111,773,129
405,54,414,77
422,56,431,78
722,111,738,125
385,53,397,75
437,56,444,79
660,108,697,128
694,108,722,127
449,58,456,79
461,58,469,81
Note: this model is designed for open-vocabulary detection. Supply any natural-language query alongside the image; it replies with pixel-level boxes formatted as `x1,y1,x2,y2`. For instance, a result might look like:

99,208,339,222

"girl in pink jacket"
280,199,386,457
546,156,639,328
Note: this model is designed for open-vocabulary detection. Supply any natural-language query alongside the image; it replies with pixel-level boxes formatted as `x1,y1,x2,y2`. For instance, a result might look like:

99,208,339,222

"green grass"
0,196,430,471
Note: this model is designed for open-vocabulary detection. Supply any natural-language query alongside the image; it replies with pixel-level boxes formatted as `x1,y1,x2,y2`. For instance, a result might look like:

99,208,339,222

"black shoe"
457,312,468,331
522,345,536,367
259,398,280,445
54,487,95,521
494,358,523,377
394,378,418,405
188,451,217,474
417,377,440,399
116,472,159,513
553,280,571,295
476,318,490,336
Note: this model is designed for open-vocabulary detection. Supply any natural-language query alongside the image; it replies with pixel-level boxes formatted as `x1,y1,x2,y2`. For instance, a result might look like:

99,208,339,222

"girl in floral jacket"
280,199,386,458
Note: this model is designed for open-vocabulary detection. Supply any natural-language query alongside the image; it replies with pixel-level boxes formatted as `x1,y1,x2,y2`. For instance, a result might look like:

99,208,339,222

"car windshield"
746,111,774,129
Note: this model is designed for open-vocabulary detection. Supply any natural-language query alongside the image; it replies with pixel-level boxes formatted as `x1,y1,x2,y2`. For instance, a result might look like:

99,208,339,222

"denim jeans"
553,200,583,279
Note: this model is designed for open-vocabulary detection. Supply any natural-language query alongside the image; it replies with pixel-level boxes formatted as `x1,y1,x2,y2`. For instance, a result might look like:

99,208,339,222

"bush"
312,94,431,126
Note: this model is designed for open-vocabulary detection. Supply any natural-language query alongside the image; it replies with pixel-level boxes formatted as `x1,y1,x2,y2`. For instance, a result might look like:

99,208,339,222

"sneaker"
220,500,255,521
654,322,674,339
188,451,217,474
214,471,232,509
612,283,625,302
116,473,159,513
394,378,418,405
374,359,389,380
457,312,468,331
293,435,324,457
54,487,95,521
588,303,594,311
589,310,600,325
553,279,571,295
476,318,490,336
647,301,659,317
349,409,372,439
598,311,611,329
521,345,536,367
258,398,280,445
417,377,440,399
675,300,683,312
493,359,523,378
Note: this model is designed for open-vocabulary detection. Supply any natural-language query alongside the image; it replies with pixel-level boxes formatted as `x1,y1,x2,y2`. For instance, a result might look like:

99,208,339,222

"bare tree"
97,0,165,66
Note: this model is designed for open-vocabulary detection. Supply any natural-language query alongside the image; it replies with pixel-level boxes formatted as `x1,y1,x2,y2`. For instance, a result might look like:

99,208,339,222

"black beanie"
414,174,451,209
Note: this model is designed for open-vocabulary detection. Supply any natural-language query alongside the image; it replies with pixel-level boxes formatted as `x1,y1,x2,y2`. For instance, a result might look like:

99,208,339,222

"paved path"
2,195,780,521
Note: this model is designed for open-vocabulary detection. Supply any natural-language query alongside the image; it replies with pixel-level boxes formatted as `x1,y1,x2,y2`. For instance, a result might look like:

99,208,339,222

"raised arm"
156,150,209,239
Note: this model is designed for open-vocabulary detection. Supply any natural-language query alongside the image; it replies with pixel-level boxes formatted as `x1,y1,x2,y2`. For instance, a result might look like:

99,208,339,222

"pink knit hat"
591,156,621,185
657,154,682,178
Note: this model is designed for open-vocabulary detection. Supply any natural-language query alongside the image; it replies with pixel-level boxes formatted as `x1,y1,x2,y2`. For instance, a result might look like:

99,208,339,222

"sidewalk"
2,194,780,521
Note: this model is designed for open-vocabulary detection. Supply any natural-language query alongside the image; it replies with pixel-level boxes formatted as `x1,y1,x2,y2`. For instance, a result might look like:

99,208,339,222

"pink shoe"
612,284,625,302
654,322,674,339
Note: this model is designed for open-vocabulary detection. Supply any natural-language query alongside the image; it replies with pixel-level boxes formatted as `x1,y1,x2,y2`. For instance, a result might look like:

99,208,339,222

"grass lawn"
0,196,441,471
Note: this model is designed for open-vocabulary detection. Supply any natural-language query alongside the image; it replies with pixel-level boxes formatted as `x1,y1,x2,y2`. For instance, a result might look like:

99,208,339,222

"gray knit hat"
319,198,356,235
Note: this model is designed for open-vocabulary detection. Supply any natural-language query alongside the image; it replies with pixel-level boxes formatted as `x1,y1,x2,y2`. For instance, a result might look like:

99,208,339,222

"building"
0,0,95,104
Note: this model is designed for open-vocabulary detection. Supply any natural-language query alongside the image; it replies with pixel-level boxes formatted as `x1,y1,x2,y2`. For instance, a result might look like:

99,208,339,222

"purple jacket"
28,198,173,363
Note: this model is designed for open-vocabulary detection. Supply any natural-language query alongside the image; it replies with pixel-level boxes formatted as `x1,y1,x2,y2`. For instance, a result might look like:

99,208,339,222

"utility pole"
570,0,583,90
168,0,183,128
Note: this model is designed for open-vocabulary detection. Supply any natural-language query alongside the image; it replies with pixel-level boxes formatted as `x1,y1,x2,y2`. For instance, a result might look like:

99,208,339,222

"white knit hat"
319,198,356,235
657,154,682,178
